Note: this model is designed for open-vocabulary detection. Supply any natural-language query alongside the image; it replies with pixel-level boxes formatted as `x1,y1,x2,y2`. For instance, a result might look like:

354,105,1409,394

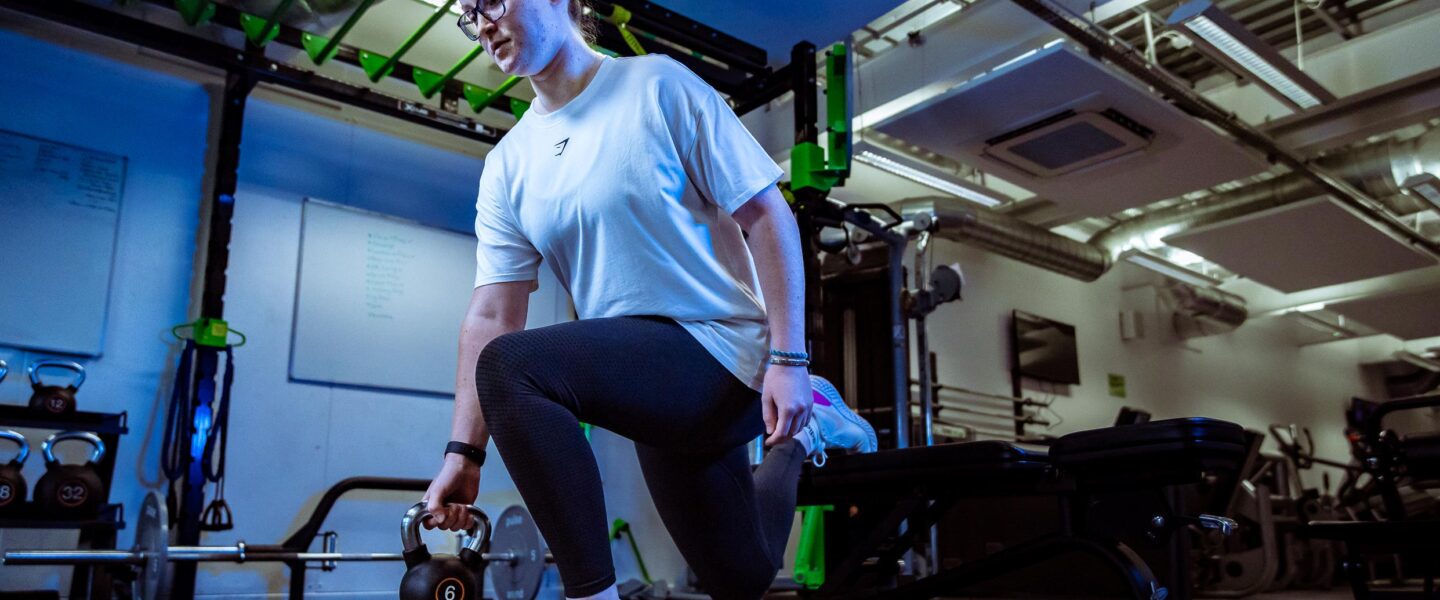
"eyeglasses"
458,0,505,41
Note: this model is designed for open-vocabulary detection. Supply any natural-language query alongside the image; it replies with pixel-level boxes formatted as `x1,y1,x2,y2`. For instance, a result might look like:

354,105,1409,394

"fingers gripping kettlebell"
28,360,85,415
400,502,491,600
0,430,28,515
36,432,106,516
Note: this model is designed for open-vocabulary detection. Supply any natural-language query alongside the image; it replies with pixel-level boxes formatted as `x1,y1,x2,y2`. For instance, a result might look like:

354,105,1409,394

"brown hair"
568,0,599,45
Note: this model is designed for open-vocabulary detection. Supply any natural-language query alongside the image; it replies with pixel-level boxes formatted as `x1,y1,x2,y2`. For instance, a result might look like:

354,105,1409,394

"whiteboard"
290,199,570,396
0,129,126,356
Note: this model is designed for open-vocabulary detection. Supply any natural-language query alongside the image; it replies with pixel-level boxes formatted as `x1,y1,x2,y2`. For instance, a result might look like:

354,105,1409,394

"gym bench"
797,418,1250,600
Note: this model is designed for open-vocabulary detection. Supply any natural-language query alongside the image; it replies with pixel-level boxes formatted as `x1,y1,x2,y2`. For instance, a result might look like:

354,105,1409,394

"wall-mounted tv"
1012,310,1080,385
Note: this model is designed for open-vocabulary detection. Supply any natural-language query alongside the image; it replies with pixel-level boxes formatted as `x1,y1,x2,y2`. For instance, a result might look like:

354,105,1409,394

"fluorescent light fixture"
1167,0,1335,110
1294,302,1327,313
1402,173,1440,211
1121,248,1222,287
1292,311,1355,339
1393,350,1440,372
855,150,1007,207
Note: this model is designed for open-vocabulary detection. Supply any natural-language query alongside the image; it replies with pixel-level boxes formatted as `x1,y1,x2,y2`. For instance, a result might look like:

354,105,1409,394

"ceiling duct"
1162,281,1249,339
1091,126,1440,260
904,197,1110,281
897,125,1439,291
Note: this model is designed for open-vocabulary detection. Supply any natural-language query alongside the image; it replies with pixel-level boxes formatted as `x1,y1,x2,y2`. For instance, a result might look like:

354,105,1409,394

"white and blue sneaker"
801,375,879,467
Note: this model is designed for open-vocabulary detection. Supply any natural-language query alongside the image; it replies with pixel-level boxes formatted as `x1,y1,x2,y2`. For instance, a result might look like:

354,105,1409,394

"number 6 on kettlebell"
400,503,491,600
36,431,106,517
28,360,85,415
0,430,28,516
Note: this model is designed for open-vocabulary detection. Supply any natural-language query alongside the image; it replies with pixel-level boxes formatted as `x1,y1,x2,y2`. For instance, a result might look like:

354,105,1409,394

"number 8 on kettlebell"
36,432,106,516
0,430,28,516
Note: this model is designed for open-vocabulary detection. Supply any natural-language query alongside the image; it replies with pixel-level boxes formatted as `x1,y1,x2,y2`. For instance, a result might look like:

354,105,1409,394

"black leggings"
475,316,806,599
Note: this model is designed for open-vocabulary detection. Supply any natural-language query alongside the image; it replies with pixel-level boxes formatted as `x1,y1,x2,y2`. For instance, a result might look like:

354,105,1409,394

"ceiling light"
1293,302,1327,312
1121,249,1222,287
1393,350,1440,372
1167,0,1335,110
1292,311,1355,339
1402,173,1440,211
855,150,1006,207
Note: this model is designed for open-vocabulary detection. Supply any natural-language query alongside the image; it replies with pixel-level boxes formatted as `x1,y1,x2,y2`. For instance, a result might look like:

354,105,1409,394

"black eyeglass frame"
458,0,505,41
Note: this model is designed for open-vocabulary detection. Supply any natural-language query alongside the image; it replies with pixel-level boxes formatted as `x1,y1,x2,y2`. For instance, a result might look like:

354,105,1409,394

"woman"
422,1,877,598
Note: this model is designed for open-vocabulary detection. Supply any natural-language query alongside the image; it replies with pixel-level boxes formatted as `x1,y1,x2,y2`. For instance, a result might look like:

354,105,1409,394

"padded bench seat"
798,418,1248,505
798,441,1052,504
1051,417,1251,488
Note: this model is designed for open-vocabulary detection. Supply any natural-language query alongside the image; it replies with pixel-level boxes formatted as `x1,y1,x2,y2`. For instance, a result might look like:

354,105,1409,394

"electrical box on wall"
1119,310,1145,341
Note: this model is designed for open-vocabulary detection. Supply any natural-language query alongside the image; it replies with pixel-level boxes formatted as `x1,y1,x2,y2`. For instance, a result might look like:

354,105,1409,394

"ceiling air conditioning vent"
984,109,1154,177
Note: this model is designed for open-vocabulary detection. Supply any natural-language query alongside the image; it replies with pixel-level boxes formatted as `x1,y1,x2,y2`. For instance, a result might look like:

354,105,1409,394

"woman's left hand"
762,366,813,447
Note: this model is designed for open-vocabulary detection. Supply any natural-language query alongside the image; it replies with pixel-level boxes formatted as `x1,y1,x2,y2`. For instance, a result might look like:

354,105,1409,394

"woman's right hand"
423,455,482,532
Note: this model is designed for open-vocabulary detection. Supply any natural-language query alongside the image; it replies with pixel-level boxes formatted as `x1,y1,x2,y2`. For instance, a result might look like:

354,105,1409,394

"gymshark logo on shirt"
554,137,569,156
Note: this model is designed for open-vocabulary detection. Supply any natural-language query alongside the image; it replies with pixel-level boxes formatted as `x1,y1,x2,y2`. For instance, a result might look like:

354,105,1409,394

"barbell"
1,491,555,600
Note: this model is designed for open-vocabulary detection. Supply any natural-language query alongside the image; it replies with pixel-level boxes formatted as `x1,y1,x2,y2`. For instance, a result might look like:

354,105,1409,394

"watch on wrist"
445,441,486,467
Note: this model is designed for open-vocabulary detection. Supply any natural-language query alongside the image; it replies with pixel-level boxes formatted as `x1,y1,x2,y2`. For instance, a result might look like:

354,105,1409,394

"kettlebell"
0,358,9,383
0,430,28,515
400,502,491,600
28,360,85,415
35,431,107,516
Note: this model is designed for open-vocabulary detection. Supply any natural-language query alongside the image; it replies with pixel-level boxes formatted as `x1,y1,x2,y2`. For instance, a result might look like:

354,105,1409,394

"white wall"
906,239,1380,490
0,26,210,594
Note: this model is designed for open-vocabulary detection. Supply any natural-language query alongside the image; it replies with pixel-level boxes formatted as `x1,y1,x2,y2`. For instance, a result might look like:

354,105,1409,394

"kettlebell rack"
0,404,128,600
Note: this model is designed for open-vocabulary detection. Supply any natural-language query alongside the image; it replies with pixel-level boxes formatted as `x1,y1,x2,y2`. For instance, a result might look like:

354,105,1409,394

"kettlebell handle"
401,502,492,555
42,431,105,466
28,360,86,390
0,430,27,467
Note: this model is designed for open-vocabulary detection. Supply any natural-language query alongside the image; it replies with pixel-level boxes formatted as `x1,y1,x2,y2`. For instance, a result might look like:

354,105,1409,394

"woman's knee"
474,330,542,402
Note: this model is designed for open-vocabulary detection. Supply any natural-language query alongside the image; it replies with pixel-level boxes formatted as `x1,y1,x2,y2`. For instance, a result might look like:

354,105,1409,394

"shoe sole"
811,376,878,453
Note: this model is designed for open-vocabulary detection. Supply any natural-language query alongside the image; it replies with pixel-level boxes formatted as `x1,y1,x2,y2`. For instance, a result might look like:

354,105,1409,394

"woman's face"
461,0,569,77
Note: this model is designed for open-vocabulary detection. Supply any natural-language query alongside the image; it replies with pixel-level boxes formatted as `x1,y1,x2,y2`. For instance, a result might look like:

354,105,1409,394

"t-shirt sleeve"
663,59,783,215
473,161,542,288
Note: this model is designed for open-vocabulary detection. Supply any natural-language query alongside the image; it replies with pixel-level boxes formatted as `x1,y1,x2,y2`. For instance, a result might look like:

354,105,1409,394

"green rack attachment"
791,42,852,194
463,75,525,115
237,0,296,47
792,505,832,589
174,0,215,26
171,318,247,349
412,46,485,98
610,519,653,585
358,0,457,82
300,0,379,65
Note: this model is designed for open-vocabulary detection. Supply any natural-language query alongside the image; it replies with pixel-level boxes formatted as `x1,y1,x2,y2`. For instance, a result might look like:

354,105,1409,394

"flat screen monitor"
1012,310,1080,385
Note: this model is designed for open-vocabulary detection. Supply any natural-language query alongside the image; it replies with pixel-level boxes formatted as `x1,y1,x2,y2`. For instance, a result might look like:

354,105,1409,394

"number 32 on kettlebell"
36,432,107,516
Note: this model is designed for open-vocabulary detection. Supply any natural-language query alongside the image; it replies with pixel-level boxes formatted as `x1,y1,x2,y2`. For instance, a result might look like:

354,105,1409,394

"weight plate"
135,491,169,600
489,505,544,600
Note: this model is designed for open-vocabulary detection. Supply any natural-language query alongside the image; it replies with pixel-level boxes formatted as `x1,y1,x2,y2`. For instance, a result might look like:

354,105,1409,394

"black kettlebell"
35,431,107,516
400,502,491,600
0,430,28,515
28,360,85,415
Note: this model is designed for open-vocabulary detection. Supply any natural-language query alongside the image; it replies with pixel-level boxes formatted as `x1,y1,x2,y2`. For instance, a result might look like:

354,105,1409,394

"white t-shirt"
472,55,784,391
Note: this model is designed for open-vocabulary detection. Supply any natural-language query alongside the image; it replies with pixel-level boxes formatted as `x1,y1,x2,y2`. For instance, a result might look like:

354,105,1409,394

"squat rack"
0,1,795,599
